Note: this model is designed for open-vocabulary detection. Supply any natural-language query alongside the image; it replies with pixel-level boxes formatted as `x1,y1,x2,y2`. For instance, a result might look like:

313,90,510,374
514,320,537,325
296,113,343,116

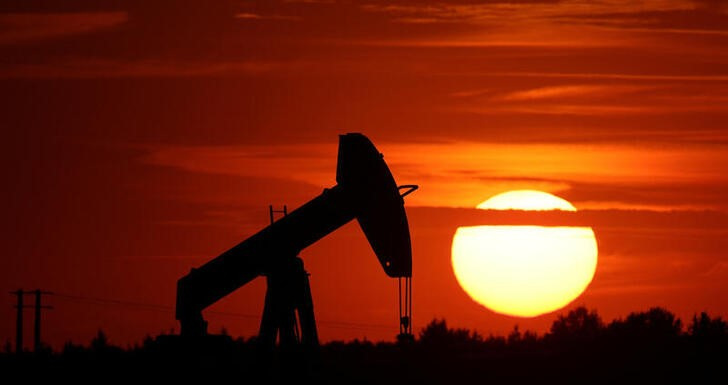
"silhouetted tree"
521,330,539,346
90,329,122,355
609,307,682,337
506,325,539,350
507,324,522,344
481,334,507,351
418,319,481,350
689,312,726,338
4,308,724,385
142,334,155,350
62,340,85,355
607,307,683,354
548,306,603,343
688,312,727,354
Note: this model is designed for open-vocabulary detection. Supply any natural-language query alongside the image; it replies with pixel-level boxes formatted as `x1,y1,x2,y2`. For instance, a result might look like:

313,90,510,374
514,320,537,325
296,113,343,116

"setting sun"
452,190,598,317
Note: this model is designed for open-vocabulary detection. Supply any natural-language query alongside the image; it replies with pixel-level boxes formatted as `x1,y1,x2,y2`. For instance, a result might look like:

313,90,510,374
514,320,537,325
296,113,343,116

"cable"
49,292,394,331
52,293,174,312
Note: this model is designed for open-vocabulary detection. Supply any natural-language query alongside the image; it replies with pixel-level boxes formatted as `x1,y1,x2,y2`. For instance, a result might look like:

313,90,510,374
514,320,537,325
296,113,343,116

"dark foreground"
2,307,726,384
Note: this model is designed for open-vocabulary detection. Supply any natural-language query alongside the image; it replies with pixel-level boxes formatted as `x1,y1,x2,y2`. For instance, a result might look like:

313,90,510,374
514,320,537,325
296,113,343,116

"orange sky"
2,0,728,349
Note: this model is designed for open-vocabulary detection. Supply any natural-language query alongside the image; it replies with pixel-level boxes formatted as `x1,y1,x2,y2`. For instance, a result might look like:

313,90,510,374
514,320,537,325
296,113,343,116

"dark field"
3,307,726,384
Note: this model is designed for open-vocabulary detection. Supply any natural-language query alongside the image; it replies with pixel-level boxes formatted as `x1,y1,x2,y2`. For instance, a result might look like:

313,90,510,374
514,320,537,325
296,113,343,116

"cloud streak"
496,84,652,101
0,12,127,45
139,141,728,210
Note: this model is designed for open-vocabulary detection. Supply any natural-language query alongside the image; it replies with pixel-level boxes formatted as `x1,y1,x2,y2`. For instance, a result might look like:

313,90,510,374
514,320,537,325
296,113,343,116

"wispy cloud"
234,12,301,21
357,0,728,53
0,12,127,45
139,141,728,209
461,103,728,116
362,0,727,33
361,1,695,25
496,84,651,101
458,72,728,82
451,81,728,116
357,22,634,48
0,58,304,78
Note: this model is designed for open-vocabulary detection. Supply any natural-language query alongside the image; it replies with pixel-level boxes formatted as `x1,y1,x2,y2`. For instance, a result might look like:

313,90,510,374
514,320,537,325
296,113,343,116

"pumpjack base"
258,256,319,351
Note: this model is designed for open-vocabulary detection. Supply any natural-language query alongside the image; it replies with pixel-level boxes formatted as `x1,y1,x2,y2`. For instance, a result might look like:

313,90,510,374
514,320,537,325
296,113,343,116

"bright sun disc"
452,190,598,317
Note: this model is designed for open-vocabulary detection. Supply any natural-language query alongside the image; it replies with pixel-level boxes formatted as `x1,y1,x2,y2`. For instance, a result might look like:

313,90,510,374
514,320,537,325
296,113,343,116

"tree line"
1,306,725,384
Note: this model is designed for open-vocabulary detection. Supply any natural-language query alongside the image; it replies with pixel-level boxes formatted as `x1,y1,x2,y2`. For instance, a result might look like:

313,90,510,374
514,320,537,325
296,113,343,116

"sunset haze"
2,0,727,349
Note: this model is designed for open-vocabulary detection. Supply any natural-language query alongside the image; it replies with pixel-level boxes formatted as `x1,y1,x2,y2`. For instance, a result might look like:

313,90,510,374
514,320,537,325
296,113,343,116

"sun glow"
452,190,598,317
476,189,576,211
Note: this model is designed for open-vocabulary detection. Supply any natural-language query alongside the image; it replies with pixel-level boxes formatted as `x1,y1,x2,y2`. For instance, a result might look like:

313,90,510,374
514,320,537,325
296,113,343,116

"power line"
50,292,395,331
53,293,173,312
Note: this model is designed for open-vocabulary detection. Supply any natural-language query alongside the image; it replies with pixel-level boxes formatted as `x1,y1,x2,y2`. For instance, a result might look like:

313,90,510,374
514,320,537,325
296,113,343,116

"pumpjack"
175,133,416,350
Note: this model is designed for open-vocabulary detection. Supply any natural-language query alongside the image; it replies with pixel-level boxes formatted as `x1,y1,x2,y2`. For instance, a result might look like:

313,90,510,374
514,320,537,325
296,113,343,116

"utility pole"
13,289,23,354
33,290,53,352
10,289,52,354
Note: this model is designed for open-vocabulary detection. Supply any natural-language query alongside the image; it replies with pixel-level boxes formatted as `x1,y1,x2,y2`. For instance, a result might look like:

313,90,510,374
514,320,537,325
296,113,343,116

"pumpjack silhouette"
175,133,416,352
